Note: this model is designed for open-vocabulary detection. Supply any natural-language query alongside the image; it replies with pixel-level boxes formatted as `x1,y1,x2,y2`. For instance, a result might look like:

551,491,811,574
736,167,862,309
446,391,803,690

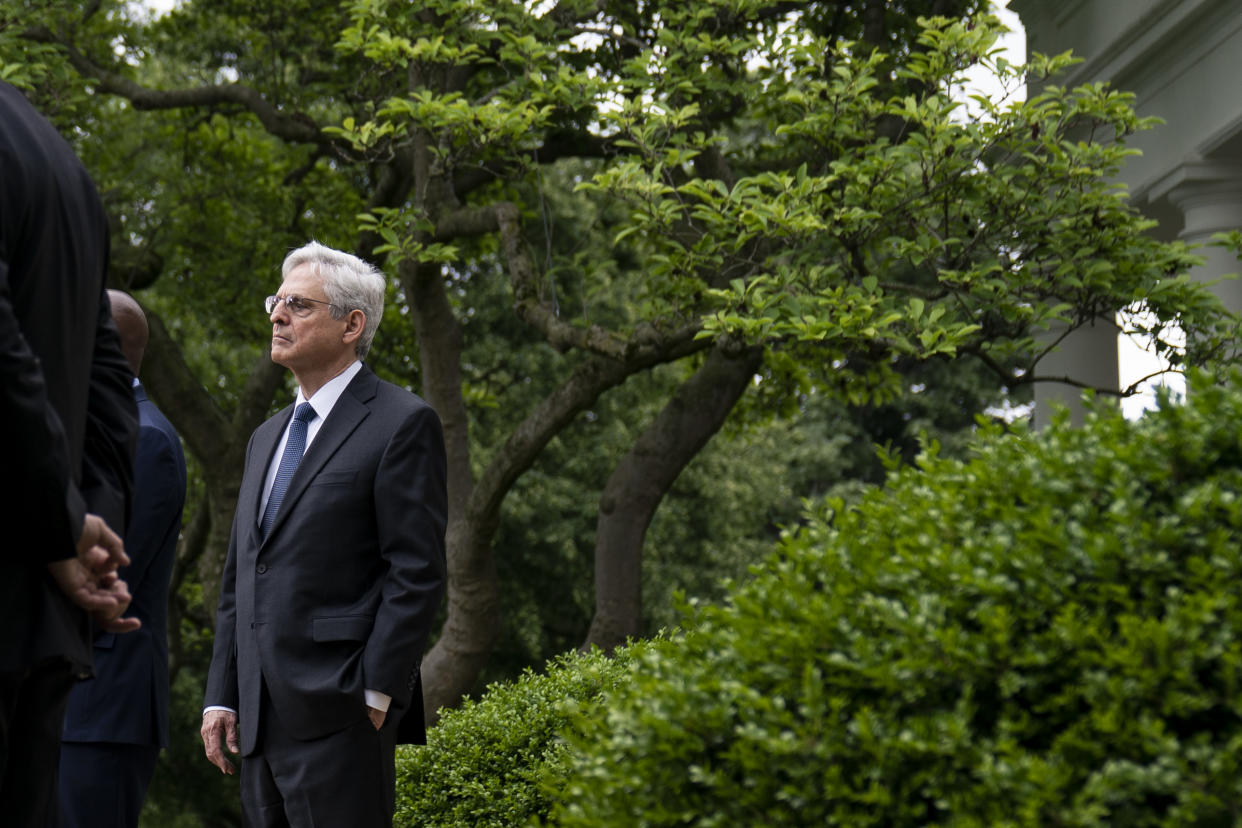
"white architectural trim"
1013,0,1242,423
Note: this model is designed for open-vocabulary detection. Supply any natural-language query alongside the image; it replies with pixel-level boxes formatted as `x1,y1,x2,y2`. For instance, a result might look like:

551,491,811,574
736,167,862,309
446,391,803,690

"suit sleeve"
0,254,83,560
363,403,447,706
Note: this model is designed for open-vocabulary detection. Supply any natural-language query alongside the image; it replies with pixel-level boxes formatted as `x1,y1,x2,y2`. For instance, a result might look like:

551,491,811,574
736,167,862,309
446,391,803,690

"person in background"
0,80,140,827
201,241,446,827
59,291,187,828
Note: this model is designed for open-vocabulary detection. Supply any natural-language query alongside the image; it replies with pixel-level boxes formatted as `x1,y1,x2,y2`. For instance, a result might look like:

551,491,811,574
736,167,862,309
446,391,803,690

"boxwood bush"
393,644,648,827
551,374,1242,826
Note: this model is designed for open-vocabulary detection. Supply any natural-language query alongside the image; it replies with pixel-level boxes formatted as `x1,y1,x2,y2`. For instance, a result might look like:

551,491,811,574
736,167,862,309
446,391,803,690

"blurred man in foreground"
0,80,140,827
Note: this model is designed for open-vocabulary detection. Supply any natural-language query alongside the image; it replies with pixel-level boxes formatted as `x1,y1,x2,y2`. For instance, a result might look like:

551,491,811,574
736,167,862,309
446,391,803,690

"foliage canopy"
553,372,1242,826
391,372,1242,826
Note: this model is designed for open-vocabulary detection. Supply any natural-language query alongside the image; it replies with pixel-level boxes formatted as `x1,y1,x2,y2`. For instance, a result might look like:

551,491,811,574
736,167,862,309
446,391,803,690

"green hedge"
550,374,1242,826
393,644,648,827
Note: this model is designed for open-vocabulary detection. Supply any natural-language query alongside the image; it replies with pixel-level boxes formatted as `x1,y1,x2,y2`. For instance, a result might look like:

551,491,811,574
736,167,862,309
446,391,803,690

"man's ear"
342,309,365,344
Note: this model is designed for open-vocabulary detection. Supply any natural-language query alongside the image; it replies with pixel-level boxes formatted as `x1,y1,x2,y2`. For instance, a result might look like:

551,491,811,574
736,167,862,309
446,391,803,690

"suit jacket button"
256,563,268,574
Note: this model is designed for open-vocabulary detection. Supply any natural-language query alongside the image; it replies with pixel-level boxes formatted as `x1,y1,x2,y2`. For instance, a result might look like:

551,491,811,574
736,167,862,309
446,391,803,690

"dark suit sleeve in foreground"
0,258,83,560
0,80,136,559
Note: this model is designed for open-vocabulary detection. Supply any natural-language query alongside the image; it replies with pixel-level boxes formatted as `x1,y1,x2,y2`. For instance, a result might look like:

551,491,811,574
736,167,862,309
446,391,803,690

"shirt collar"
295,360,363,423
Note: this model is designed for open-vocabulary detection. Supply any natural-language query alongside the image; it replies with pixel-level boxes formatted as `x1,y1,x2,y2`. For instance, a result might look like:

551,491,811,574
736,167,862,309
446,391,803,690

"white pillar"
1032,318,1119,428
1156,162,1242,313
1033,161,1242,427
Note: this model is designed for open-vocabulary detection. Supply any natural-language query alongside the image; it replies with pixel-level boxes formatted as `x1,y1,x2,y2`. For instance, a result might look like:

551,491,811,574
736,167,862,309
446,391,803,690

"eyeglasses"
264,294,340,317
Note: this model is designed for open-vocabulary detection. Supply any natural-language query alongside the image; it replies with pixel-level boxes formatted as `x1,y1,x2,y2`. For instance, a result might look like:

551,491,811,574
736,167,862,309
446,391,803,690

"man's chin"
270,341,291,365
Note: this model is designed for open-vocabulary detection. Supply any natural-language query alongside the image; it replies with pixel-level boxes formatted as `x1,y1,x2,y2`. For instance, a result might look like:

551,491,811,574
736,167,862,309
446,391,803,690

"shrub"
551,374,1242,827
394,644,648,827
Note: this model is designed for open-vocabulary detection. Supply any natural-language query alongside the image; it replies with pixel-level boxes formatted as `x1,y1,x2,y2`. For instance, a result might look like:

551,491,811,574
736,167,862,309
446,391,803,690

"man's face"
269,265,351,375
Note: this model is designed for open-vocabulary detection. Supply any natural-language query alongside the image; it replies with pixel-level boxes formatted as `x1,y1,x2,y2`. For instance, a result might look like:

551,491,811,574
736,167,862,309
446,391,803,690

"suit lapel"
261,367,378,544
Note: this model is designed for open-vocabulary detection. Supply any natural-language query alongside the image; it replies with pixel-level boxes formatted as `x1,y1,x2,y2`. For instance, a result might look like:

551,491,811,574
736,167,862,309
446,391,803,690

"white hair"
282,240,386,358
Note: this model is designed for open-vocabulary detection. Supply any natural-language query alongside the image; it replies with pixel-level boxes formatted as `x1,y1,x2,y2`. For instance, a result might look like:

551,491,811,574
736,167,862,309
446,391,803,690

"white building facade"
1011,0,1242,422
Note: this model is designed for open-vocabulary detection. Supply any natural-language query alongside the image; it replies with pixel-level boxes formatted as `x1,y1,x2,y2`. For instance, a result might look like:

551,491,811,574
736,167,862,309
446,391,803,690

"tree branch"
24,26,330,147
140,306,233,467
469,335,711,544
1022,373,1127,398
452,130,618,198
494,201,704,357
584,343,763,650
1120,368,1181,398
231,347,289,437
433,204,504,240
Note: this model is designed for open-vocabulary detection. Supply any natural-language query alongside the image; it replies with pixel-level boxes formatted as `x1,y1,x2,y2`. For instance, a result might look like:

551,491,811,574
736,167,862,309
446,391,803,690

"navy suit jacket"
0,81,137,673
62,383,186,746
205,365,446,753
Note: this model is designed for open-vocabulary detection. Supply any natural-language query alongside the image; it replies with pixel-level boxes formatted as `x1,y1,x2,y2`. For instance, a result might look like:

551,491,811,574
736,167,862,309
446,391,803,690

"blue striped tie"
261,402,315,538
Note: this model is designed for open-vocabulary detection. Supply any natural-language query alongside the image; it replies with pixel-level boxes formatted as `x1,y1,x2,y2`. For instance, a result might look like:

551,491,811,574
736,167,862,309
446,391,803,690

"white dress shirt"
258,359,363,519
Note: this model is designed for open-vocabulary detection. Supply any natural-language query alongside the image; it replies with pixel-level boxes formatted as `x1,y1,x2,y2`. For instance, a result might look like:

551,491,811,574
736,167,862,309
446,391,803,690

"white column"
1034,161,1242,427
1157,162,1242,313
1032,318,1119,428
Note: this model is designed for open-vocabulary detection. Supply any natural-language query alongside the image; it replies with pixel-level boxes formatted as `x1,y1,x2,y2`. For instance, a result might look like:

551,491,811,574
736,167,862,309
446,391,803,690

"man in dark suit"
201,241,447,827
59,291,187,828
0,81,140,827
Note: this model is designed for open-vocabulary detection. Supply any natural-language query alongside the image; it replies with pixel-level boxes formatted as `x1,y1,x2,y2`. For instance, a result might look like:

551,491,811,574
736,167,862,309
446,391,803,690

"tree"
4,0,1235,731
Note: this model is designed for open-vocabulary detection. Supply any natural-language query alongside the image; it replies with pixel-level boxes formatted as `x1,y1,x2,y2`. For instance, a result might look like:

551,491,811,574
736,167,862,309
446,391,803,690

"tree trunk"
419,340,708,717
584,345,763,651
399,257,498,723
168,497,209,685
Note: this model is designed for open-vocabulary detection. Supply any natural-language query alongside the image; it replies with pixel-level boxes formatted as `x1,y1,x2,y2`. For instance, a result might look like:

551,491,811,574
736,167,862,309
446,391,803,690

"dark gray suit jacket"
204,364,446,753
